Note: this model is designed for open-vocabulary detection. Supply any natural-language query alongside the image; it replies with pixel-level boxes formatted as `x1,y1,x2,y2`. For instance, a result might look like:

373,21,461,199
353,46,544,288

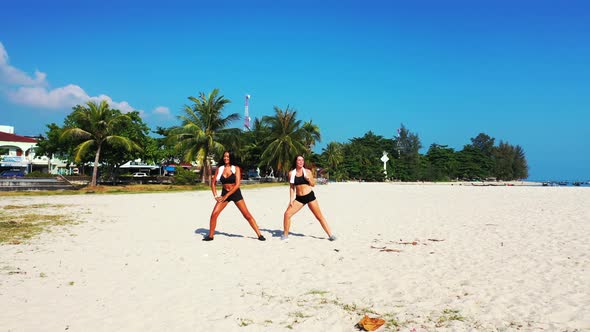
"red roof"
0,131,38,143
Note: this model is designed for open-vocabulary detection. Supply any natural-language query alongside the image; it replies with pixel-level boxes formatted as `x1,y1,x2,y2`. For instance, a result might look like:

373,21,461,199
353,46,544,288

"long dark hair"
291,155,305,170
218,151,242,169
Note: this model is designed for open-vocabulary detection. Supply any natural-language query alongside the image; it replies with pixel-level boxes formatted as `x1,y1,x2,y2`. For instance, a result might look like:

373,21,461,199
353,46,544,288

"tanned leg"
234,200,263,238
208,201,229,238
307,200,333,238
283,201,305,237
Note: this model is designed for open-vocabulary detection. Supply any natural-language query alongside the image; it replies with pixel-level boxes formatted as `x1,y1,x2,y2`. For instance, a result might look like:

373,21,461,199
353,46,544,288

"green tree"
470,133,495,157
260,106,307,176
240,117,271,171
302,120,321,154
99,111,151,182
492,141,528,180
425,143,457,181
170,89,240,183
150,126,180,167
340,131,392,182
393,124,422,181
35,123,66,173
512,145,529,179
456,145,492,180
493,141,515,180
321,141,344,180
61,100,142,186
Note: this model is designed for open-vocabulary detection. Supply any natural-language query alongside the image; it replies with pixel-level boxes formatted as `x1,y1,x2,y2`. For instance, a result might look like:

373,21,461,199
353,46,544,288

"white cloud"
0,41,142,115
153,106,170,116
0,42,47,86
8,84,88,109
89,94,136,114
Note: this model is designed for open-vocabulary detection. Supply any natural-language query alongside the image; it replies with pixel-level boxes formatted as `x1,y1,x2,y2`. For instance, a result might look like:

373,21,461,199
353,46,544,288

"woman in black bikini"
203,151,265,241
282,155,336,241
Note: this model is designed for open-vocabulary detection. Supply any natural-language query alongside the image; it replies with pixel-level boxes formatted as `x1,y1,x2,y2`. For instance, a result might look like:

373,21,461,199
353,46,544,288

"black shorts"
222,188,243,202
295,191,316,205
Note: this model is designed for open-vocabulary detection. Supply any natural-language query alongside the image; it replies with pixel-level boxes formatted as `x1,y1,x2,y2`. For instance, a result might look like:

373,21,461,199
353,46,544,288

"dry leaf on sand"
356,314,385,331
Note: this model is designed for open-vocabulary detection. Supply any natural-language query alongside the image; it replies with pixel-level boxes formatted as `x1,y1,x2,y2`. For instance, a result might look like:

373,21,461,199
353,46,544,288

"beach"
0,183,588,331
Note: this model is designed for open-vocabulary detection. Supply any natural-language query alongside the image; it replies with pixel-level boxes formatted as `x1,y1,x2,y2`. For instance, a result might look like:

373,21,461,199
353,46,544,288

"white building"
0,125,74,174
0,126,37,172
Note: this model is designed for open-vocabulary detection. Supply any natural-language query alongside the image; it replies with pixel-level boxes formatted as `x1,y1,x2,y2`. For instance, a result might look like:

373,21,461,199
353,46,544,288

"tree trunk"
91,144,101,187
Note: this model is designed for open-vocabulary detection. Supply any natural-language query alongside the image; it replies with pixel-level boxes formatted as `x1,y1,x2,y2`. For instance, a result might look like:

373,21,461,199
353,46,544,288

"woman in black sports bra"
203,151,265,241
282,155,336,241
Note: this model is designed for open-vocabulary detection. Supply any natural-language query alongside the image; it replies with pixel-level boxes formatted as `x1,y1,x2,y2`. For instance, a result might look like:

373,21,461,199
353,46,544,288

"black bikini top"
219,173,236,184
293,174,310,186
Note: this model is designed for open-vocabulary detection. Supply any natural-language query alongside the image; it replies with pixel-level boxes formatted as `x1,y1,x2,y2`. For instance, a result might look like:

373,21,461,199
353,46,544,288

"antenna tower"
244,94,251,130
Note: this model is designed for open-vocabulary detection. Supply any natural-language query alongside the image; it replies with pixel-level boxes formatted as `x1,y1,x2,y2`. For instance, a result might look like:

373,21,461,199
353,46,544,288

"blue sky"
1,0,588,180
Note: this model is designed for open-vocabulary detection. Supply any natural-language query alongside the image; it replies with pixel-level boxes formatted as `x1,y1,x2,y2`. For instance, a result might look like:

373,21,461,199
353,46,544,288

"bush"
173,167,198,185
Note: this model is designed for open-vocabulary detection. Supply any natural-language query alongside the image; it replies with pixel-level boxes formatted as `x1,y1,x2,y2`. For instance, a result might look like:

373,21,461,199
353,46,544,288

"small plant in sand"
0,205,76,244
382,312,401,329
237,318,254,327
306,289,329,296
288,311,311,319
435,308,465,327
3,204,66,210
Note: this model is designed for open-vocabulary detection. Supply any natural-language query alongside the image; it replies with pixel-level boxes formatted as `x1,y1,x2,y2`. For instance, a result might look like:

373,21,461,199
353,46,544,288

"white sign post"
380,151,389,178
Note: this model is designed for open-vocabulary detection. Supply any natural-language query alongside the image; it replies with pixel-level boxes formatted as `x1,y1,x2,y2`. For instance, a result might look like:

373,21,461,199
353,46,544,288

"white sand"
0,183,588,331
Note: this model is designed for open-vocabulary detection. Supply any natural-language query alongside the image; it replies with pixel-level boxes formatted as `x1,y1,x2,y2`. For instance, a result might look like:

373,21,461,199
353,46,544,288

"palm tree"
61,100,141,187
241,117,270,170
260,106,307,176
323,142,344,174
171,89,239,183
302,120,321,154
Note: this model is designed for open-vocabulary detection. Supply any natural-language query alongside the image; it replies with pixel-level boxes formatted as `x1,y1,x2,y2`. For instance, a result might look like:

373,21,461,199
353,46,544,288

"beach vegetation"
0,207,75,244
436,308,465,327
260,106,307,176
172,166,198,185
301,120,321,155
35,123,70,172
321,142,344,180
3,204,65,209
149,126,181,170
306,289,329,296
59,100,145,186
288,311,311,319
33,90,530,186
493,141,529,180
95,111,152,185
169,89,240,184
425,144,458,181
383,313,401,329
338,131,393,181
392,125,423,181
237,318,254,327
0,182,285,197
240,117,271,173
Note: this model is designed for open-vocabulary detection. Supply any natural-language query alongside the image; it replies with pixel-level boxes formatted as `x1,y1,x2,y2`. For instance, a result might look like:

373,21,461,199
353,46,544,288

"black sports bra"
220,173,236,184
293,174,310,186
